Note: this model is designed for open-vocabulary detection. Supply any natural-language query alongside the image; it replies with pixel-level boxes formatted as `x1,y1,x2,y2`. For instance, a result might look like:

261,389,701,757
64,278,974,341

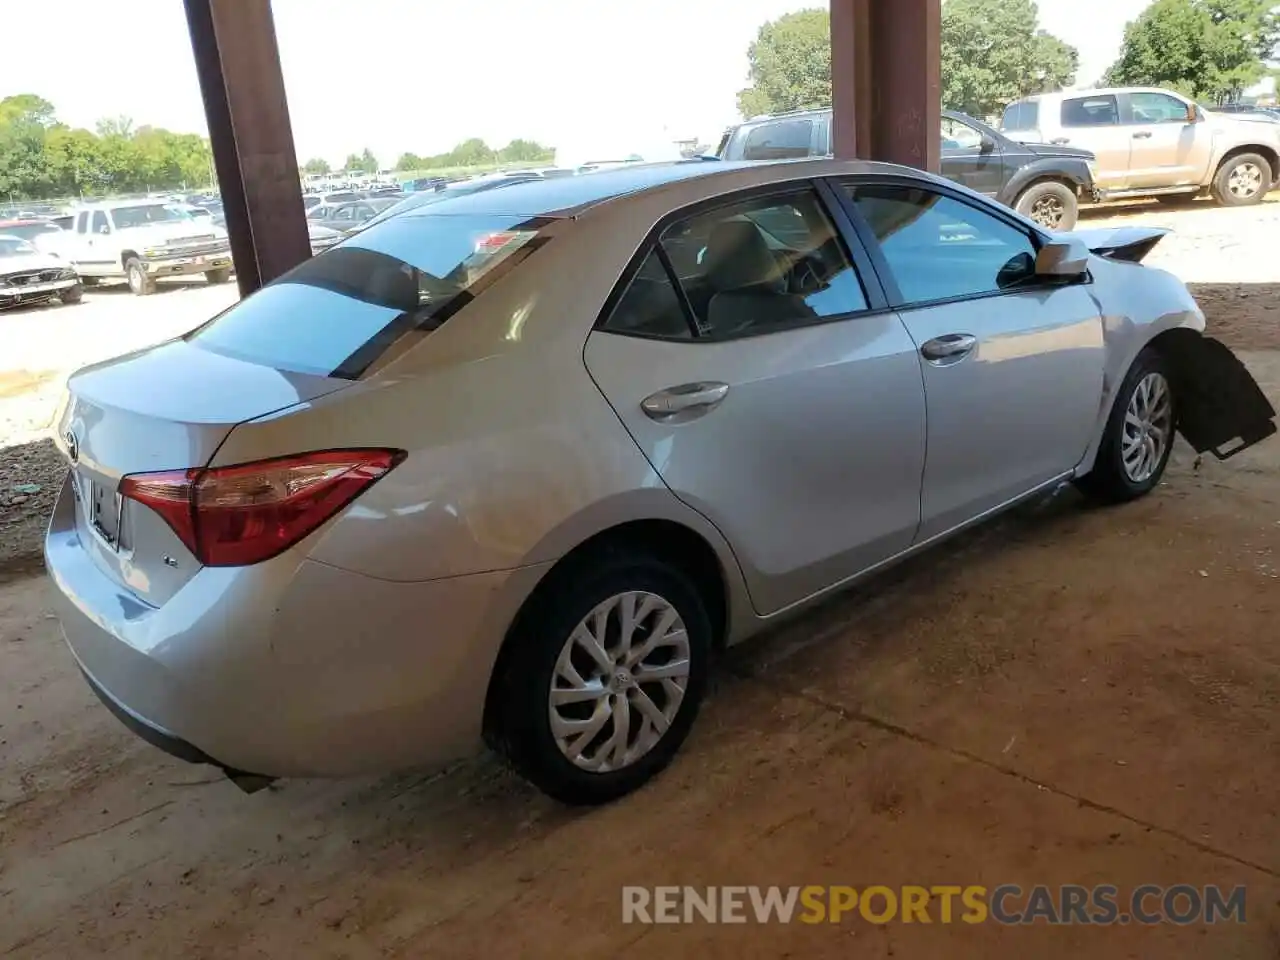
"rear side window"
1001,100,1039,130
1061,95,1119,127
189,214,547,379
742,120,815,160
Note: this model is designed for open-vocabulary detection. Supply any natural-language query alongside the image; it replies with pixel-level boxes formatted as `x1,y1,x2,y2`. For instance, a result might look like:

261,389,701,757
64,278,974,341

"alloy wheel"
548,590,690,773
1228,162,1263,200
1121,371,1173,483
1029,195,1065,229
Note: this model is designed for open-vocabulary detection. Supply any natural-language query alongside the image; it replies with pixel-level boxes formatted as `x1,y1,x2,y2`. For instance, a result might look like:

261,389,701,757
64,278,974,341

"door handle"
920,333,977,365
641,382,729,421
1133,131,1153,139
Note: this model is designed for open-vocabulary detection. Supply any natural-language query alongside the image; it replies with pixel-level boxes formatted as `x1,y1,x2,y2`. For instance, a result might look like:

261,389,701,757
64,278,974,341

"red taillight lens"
120,449,404,567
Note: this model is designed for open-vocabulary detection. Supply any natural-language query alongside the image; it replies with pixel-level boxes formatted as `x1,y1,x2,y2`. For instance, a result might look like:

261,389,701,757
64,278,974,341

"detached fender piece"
1156,329,1277,460
1068,226,1171,263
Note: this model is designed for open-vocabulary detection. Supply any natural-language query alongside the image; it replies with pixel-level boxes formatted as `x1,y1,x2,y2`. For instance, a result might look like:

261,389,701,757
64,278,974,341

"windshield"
188,213,549,379
0,237,39,256
3,222,60,241
110,204,194,229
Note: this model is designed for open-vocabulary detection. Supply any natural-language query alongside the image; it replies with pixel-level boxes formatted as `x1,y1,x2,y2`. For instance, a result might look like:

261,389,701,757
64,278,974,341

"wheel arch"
1213,144,1278,184
481,516,738,745
120,248,140,270
999,160,1087,206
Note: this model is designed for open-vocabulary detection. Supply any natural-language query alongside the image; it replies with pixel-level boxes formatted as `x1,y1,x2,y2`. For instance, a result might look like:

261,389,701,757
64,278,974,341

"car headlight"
143,247,166,258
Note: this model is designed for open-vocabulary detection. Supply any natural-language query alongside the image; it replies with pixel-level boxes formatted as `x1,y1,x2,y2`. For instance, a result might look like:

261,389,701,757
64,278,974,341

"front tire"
1015,180,1078,231
1075,347,1176,504
489,550,711,805
60,283,83,305
125,258,154,296
205,267,232,285
1213,153,1271,207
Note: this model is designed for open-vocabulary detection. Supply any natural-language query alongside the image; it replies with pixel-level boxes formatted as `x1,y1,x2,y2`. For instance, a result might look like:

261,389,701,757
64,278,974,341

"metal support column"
184,0,310,296
831,0,941,172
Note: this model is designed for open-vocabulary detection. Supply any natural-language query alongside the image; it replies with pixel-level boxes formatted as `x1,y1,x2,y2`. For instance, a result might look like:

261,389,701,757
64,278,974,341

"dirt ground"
2,201,1280,958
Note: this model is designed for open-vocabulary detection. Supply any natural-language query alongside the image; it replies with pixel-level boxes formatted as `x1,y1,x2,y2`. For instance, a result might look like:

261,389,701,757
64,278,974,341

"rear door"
584,184,927,616
835,178,1106,541
1056,94,1131,192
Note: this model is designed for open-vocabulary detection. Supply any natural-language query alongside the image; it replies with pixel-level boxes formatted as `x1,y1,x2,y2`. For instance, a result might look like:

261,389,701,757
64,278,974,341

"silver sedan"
45,159,1275,804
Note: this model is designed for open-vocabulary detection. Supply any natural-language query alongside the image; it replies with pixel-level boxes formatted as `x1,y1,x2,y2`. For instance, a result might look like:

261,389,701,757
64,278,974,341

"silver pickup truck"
60,200,234,295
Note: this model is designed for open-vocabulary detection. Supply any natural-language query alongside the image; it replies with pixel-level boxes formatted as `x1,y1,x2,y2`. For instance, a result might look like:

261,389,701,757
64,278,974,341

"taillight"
120,449,404,567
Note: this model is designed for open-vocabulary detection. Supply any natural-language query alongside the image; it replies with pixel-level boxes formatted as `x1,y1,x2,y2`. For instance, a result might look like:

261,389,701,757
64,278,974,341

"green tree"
1105,0,1280,101
941,0,1079,117
736,8,832,117
302,157,331,175
496,138,555,163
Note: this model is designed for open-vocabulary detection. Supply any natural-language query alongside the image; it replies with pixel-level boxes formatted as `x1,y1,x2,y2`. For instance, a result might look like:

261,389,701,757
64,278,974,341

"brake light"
120,449,404,567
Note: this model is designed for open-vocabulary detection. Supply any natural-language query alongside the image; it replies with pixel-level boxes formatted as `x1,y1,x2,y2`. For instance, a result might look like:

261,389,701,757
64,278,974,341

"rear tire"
125,258,155,296
488,549,711,805
1212,153,1271,207
1075,347,1176,504
60,283,83,305
205,267,232,285
1015,180,1078,231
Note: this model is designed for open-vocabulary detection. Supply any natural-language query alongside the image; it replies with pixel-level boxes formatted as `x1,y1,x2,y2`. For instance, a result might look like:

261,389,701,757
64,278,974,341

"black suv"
717,108,1097,230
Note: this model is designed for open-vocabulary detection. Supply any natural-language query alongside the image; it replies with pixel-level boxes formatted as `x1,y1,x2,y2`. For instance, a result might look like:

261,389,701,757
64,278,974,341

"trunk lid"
54,340,348,606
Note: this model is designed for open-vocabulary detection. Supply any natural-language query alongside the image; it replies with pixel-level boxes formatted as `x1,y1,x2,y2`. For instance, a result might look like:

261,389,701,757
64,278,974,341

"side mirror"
99,225,110,235
1035,237,1090,278
979,134,997,154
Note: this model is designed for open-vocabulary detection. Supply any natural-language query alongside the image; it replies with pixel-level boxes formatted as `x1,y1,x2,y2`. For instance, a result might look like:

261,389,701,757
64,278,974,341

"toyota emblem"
65,430,79,464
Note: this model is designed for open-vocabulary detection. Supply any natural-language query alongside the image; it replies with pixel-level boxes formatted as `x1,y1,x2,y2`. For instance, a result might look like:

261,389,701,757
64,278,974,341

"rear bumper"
44,475,548,779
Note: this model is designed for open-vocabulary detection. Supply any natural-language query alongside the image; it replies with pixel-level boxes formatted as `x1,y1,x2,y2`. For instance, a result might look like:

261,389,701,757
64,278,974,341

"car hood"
0,250,66,274
1024,142,1096,161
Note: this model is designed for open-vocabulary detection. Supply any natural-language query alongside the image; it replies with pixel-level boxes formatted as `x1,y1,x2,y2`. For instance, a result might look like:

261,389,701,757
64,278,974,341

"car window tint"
189,214,547,379
942,118,984,149
1001,101,1038,130
742,120,814,160
1128,92,1189,124
658,189,868,339
1061,95,1119,127
846,184,1039,305
603,249,692,339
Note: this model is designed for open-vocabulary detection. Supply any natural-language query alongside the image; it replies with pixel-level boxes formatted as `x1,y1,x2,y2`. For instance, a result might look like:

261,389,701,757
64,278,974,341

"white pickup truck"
62,200,234,295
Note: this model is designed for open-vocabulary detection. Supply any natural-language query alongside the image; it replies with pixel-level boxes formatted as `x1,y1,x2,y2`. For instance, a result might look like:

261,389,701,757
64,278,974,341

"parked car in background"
1001,87,1280,206
307,221,344,255
717,108,1096,229
62,200,234,295
45,159,1274,804
0,234,82,309
0,218,68,252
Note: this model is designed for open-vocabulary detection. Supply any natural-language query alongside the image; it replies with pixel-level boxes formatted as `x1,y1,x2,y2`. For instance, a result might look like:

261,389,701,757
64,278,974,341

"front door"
584,186,927,615
839,180,1106,540
941,116,1005,197
1121,91,1213,189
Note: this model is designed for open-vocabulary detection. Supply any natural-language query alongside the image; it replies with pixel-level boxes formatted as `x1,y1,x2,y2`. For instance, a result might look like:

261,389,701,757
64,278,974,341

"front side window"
189,213,547,379
606,189,868,341
742,120,815,161
1061,95,1119,127
1128,92,1191,124
91,211,109,234
942,117,985,150
845,184,1040,305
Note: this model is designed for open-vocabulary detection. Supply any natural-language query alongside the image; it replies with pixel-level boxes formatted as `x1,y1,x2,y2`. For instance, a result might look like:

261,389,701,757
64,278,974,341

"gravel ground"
0,197,1278,574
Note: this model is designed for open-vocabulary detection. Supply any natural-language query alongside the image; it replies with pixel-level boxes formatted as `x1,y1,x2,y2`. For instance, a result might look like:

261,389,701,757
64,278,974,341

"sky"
0,0,1155,169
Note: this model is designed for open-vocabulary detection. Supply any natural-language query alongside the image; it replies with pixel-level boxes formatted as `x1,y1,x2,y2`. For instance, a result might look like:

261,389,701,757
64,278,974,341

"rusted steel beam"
184,0,310,296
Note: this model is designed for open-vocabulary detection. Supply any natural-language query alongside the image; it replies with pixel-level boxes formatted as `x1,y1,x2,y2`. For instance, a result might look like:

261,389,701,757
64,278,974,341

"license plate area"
73,469,124,549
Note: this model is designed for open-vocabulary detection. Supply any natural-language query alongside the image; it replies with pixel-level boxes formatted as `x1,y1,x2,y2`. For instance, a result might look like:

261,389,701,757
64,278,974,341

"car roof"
1015,86,1183,104
395,158,905,220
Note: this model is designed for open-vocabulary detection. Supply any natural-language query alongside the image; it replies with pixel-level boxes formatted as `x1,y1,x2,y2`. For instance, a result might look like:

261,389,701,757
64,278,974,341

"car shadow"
1188,281,1280,351
85,279,224,297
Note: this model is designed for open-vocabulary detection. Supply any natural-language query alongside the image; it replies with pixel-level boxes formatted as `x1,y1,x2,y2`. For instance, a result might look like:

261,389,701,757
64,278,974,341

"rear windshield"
742,119,814,160
188,214,548,379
